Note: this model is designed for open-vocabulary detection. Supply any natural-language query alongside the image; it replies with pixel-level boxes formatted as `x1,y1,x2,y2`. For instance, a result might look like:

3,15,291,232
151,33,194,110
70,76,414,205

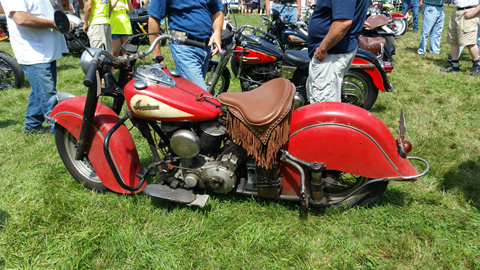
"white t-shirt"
0,0,68,65
455,0,480,8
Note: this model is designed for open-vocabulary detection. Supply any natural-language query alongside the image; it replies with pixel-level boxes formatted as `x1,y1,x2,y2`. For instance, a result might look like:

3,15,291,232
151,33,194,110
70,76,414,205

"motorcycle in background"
0,17,26,89
207,18,393,110
369,0,408,37
65,9,160,54
48,10,429,211
65,14,90,53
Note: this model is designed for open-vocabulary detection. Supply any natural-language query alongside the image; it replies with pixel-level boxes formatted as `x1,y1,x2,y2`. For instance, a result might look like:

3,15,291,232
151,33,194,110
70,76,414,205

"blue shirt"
148,0,224,39
307,0,368,58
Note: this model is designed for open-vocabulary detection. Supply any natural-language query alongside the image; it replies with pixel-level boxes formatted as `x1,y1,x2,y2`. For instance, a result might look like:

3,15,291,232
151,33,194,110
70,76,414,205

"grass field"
1,8,480,269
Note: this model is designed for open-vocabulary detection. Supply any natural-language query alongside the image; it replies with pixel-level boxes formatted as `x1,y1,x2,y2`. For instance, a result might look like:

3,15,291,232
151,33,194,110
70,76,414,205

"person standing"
259,0,266,15
252,0,259,15
402,0,421,33
0,0,68,134
441,2,480,75
83,0,112,53
110,0,134,57
69,0,80,18
147,0,224,90
266,0,301,23
417,0,445,55
49,0,62,10
306,0,368,103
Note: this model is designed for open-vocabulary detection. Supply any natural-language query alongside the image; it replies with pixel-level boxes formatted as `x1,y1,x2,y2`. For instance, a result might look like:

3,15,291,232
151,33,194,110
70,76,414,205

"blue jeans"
169,40,211,90
418,4,445,55
271,2,297,23
21,61,57,133
401,0,419,31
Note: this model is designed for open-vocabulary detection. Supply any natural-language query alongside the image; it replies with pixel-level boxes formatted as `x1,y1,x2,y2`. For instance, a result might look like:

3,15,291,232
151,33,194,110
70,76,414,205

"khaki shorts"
306,49,356,103
87,24,112,53
446,8,480,46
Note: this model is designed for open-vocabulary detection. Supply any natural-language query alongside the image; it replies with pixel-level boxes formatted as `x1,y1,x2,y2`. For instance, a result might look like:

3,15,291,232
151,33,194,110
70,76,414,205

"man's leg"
170,41,211,90
429,6,445,54
21,61,57,133
412,5,419,32
418,6,435,55
306,51,355,103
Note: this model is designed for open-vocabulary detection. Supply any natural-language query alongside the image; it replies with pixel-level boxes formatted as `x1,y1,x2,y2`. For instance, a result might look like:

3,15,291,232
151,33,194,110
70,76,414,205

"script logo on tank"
134,100,160,111
130,94,193,119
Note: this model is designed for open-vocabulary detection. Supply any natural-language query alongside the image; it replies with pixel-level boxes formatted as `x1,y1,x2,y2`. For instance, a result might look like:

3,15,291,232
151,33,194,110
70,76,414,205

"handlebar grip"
183,39,206,49
83,62,98,87
266,33,276,40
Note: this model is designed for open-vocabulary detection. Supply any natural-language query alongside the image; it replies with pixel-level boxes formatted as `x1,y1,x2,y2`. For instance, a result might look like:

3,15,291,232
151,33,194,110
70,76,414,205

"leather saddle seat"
217,78,295,144
364,15,389,30
283,49,310,70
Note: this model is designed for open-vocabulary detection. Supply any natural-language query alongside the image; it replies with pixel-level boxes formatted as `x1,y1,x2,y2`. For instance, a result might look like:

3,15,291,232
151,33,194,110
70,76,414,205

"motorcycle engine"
162,120,247,194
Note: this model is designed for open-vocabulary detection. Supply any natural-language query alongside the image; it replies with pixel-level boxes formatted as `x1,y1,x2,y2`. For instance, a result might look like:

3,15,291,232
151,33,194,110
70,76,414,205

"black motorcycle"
0,16,26,89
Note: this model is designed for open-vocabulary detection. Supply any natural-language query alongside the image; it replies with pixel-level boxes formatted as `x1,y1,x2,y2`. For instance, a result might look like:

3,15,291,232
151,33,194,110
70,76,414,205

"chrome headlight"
80,47,103,74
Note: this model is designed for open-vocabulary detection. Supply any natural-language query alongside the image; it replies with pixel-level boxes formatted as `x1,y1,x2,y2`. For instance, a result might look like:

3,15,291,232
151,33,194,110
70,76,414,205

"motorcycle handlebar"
84,61,98,87
84,34,206,81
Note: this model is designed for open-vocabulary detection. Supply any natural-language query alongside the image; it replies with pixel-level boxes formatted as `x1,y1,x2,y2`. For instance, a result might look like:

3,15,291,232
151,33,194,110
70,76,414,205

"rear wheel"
55,125,108,191
342,69,378,110
322,170,389,207
392,18,407,36
0,51,25,89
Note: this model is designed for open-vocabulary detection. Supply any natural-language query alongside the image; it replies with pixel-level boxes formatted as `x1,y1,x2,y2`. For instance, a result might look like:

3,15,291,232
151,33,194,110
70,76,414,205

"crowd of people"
1,0,480,135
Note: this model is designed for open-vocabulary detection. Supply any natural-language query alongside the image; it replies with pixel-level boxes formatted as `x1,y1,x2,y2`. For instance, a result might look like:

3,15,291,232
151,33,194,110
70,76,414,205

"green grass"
1,9,480,269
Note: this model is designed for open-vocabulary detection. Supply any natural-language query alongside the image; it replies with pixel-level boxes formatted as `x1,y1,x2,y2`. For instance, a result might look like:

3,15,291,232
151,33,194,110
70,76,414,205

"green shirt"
89,0,111,26
111,0,132,35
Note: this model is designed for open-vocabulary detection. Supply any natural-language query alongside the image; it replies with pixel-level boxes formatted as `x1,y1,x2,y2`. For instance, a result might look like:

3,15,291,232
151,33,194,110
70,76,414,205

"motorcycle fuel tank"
123,64,223,122
233,37,283,64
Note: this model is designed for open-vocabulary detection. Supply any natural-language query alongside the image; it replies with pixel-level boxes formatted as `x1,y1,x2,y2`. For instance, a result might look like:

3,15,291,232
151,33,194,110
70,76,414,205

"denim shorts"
112,34,133,40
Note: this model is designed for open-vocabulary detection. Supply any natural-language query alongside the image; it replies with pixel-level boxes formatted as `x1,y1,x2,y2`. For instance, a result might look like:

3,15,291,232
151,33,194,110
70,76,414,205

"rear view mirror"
54,10,70,34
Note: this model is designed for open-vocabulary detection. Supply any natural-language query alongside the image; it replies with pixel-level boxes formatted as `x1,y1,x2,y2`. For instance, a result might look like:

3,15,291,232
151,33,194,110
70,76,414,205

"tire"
342,69,378,110
384,35,396,55
55,125,109,192
392,18,407,36
322,170,389,207
206,61,231,95
0,51,25,89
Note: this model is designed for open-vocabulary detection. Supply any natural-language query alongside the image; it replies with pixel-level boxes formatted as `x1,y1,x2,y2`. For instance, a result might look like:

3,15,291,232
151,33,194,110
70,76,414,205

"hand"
307,0,315,9
314,46,327,62
82,23,88,33
464,10,476,19
209,34,222,56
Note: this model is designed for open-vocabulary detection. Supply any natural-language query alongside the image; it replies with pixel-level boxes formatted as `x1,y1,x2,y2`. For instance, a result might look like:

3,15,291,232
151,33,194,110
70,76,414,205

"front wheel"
55,125,108,191
206,61,231,95
322,170,389,207
0,51,25,89
341,69,378,110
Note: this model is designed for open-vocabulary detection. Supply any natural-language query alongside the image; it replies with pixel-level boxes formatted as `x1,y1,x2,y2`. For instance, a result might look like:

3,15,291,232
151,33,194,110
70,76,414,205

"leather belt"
457,5,476,10
273,0,295,4
170,30,209,45
427,3,443,7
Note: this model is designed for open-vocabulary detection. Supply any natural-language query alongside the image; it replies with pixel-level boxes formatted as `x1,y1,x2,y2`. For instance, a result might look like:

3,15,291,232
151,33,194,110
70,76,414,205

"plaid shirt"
423,0,444,6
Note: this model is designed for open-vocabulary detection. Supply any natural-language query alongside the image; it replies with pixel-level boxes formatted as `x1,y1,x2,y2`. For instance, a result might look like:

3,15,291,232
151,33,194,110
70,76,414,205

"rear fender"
352,51,393,92
51,97,145,194
390,13,406,19
280,102,418,197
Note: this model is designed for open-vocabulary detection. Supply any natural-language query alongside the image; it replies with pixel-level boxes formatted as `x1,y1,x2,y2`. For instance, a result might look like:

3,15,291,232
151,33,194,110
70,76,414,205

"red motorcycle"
49,11,429,210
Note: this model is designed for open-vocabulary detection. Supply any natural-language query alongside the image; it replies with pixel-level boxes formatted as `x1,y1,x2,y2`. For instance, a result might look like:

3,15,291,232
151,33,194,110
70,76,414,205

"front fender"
51,97,145,194
280,102,418,196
